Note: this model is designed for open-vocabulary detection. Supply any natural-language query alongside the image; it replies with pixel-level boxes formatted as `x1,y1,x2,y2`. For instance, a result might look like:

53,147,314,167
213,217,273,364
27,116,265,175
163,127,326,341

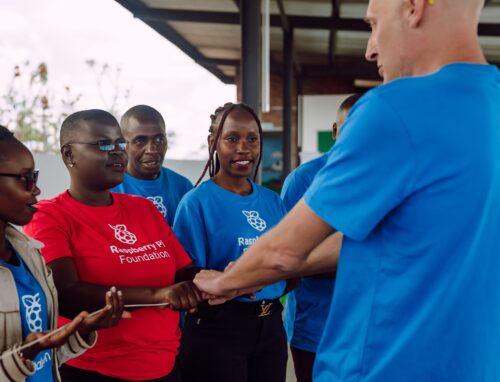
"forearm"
290,232,342,278
54,280,159,318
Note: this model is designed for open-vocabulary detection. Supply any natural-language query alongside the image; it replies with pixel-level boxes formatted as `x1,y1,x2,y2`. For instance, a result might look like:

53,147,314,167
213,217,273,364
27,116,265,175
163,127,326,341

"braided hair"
195,102,263,186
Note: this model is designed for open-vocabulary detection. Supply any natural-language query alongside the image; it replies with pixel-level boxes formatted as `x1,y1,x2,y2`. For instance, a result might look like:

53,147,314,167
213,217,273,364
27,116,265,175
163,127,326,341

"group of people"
2,0,500,382
1,96,354,382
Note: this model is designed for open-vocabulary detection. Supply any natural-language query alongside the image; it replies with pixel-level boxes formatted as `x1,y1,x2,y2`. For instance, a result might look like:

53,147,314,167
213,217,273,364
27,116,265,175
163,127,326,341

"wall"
299,94,350,163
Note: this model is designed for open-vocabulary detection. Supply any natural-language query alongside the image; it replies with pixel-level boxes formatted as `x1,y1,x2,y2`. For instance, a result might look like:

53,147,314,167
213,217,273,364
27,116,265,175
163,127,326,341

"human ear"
61,145,74,168
405,0,426,28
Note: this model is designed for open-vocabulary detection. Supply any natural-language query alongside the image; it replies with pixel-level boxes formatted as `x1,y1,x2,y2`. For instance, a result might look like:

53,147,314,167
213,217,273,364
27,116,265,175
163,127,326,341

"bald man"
194,1,500,381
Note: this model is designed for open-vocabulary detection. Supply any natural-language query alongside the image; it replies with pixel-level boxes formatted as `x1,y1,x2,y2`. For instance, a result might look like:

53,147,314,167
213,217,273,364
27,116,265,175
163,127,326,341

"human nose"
236,139,250,153
145,139,160,153
365,33,378,62
32,184,41,197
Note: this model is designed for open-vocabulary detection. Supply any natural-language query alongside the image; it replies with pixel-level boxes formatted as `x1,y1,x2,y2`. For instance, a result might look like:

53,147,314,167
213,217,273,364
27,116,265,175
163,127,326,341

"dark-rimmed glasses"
0,170,39,191
67,139,128,152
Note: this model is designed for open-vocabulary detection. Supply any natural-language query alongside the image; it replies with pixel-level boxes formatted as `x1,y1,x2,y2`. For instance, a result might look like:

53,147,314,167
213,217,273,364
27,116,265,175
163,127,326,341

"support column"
282,29,294,177
240,0,261,115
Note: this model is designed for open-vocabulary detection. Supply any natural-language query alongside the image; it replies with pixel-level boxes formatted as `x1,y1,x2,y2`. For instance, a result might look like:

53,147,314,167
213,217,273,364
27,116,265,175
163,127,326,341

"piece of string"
0,302,170,360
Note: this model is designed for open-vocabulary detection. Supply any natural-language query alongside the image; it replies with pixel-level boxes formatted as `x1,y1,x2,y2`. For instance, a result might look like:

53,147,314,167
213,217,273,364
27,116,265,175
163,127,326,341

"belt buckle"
258,301,273,317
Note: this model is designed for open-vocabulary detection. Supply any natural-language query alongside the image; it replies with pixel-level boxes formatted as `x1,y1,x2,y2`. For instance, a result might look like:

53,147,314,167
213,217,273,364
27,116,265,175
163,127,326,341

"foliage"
0,61,81,152
85,59,130,118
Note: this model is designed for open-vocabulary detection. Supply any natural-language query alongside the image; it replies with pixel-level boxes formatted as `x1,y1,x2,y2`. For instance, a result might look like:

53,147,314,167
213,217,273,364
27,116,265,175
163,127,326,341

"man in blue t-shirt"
282,93,361,382
193,1,500,381
113,105,192,226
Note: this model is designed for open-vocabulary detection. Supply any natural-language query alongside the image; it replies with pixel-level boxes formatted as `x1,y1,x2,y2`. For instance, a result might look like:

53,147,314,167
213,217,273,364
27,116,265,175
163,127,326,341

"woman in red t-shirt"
24,110,203,382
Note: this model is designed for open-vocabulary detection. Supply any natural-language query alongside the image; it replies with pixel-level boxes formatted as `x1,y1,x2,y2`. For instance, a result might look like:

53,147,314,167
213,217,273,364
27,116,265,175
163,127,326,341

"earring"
69,162,75,168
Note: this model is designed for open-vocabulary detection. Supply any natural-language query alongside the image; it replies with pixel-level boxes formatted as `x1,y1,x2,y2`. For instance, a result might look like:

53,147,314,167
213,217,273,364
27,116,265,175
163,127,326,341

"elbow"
264,241,304,276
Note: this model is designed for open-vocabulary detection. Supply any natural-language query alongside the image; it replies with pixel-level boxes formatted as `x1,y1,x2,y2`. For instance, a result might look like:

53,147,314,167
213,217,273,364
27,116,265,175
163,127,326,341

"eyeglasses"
67,139,128,152
0,170,39,191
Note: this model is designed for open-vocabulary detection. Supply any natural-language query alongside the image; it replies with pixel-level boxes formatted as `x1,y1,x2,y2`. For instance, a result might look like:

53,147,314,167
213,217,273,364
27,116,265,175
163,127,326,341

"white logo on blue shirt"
147,196,167,217
242,210,267,232
109,224,138,245
21,293,43,333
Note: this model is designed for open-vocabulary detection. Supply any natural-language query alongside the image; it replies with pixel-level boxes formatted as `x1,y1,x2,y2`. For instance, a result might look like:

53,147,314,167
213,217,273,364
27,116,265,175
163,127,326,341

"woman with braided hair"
173,103,290,382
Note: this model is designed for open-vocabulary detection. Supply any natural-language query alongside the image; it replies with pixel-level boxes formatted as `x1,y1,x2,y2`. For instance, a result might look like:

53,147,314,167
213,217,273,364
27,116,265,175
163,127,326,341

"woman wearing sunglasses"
24,109,203,382
0,125,124,382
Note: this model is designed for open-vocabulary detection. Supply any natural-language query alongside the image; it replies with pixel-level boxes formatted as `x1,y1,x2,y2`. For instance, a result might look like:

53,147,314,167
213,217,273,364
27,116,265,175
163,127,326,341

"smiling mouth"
108,162,125,171
232,160,254,166
141,160,160,167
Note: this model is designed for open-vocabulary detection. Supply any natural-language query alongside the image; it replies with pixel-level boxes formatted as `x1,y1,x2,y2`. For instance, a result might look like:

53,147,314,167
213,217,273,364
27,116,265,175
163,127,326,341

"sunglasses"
0,170,39,191
68,139,128,152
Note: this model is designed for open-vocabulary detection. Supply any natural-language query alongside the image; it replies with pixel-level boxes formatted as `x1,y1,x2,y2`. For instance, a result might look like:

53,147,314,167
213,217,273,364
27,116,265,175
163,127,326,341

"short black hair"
0,125,14,141
60,109,119,147
120,105,165,131
339,93,363,113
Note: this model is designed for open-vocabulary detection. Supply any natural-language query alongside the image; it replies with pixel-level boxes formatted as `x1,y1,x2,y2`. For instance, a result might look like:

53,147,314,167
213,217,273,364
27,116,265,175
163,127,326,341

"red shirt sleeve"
23,202,74,264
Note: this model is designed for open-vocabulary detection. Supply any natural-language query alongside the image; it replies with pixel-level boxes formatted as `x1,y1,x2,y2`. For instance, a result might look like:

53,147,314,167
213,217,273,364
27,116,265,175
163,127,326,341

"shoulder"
254,184,282,202
162,167,193,187
34,192,69,214
294,155,327,181
111,192,155,208
177,182,207,208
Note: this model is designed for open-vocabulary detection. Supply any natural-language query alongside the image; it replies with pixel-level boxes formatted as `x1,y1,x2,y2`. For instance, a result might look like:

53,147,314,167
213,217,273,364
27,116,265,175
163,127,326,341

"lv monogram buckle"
258,301,273,317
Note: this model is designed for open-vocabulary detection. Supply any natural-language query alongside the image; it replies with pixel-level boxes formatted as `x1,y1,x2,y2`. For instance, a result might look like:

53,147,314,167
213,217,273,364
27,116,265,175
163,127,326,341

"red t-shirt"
24,191,192,380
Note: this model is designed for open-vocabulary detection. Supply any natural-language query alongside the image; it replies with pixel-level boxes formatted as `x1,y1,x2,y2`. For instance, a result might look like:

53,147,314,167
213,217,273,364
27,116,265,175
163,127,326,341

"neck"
0,221,13,262
213,173,252,196
127,167,160,181
68,182,113,206
410,23,487,77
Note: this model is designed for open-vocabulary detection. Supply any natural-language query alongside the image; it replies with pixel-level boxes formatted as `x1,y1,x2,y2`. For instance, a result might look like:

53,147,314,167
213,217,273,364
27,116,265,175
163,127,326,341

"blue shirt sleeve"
172,194,209,268
281,171,302,212
304,94,416,240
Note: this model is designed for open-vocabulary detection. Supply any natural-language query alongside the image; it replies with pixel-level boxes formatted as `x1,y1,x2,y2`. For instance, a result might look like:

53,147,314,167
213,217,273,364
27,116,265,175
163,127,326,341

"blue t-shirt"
173,179,287,301
304,63,500,381
281,154,335,352
113,166,193,226
0,246,54,382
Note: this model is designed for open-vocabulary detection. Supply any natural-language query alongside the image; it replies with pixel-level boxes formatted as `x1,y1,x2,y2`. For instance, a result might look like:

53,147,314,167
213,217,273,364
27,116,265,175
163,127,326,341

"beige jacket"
0,225,96,382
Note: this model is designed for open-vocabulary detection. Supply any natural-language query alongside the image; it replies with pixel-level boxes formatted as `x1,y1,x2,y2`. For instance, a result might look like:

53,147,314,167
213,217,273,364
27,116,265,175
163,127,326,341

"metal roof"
115,0,500,84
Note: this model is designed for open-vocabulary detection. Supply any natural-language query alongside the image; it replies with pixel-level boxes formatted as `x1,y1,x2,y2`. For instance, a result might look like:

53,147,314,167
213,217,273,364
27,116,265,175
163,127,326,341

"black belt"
197,299,281,318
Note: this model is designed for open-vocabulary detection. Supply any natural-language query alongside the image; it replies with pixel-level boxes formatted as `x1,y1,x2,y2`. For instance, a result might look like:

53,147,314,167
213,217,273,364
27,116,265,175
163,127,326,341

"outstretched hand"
193,269,237,305
77,286,130,339
21,311,87,360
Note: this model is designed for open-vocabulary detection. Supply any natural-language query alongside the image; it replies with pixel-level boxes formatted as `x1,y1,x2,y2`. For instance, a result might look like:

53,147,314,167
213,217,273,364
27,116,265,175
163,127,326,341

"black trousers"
291,347,316,382
179,300,288,382
59,364,182,382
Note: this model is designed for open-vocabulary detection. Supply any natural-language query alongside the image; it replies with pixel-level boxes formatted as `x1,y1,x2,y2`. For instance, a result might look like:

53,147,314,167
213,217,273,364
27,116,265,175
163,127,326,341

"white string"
0,303,170,360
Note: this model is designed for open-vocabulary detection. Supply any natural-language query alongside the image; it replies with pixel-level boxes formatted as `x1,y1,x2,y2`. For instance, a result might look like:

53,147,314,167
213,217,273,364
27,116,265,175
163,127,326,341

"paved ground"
286,347,297,382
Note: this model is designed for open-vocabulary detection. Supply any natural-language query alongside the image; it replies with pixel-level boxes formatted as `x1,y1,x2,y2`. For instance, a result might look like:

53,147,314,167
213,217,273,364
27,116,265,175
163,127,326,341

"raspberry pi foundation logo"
242,210,267,232
109,224,138,245
147,196,167,217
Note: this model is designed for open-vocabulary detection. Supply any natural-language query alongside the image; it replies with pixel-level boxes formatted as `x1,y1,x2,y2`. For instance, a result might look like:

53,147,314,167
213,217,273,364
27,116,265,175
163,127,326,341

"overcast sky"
0,0,236,159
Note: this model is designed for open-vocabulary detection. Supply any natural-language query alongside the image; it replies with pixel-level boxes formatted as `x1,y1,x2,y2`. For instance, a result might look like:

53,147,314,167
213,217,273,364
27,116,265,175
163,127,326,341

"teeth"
236,161,250,165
